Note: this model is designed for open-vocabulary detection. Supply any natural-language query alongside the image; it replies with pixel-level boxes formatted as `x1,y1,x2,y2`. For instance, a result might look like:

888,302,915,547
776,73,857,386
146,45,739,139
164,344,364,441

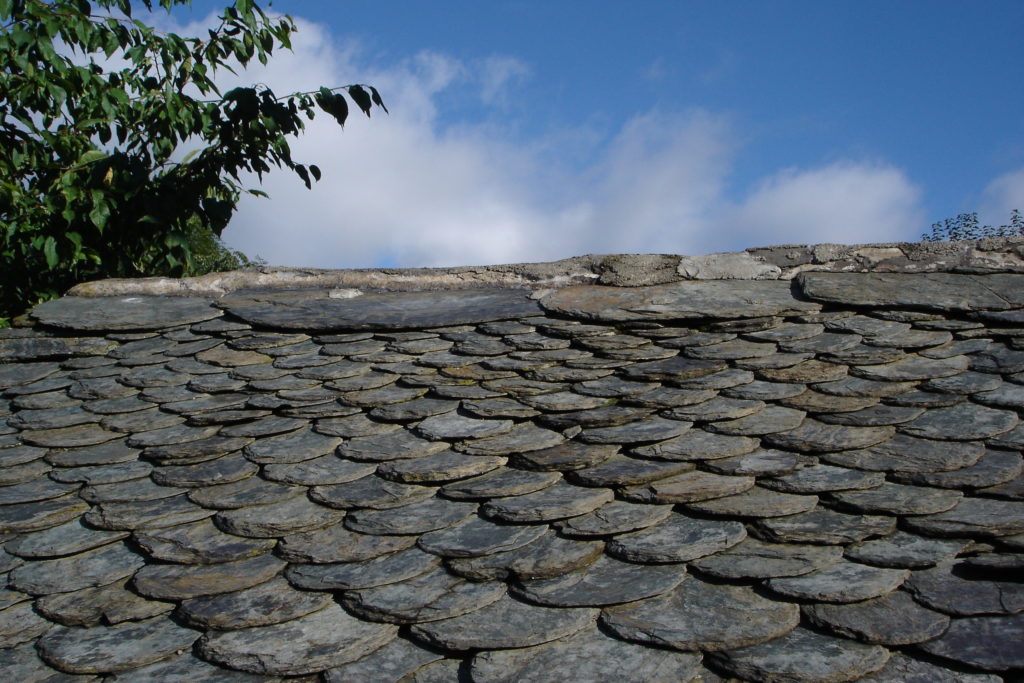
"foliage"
0,0,386,324
921,210,1023,242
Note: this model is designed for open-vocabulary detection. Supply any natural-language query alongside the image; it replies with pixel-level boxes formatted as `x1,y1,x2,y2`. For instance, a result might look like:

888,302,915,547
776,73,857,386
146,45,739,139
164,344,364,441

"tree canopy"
0,0,385,323
921,210,1023,242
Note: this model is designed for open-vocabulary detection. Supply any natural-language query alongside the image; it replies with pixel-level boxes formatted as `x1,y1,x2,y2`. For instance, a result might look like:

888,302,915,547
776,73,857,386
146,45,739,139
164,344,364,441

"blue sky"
174,1,1024,268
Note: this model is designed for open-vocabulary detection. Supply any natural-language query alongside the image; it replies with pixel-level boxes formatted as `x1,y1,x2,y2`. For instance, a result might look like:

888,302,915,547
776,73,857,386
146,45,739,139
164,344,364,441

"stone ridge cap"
63,236,1024,298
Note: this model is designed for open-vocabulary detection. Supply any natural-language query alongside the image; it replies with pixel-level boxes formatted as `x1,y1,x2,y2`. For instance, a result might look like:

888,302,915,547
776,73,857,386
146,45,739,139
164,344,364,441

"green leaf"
43,237,58,269
347,85,373,117
77,150,108,165
89,200,111,231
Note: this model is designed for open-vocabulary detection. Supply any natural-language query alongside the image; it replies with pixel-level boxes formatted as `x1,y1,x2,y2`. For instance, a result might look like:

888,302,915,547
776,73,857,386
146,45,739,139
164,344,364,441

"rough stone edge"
63,238,1024,298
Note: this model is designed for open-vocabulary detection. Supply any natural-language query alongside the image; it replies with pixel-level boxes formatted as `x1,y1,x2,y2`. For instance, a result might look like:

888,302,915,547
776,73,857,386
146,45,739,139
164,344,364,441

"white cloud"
980,168,1024,226
170,14,928,267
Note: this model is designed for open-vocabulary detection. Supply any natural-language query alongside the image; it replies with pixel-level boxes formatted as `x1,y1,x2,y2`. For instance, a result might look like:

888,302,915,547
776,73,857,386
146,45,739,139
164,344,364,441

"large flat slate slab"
31,296,219,331
798,272,1024,311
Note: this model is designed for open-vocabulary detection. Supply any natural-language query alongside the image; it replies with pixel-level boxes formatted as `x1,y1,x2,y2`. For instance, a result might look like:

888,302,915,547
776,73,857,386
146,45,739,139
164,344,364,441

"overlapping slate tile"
445,530,604,581
766,560,909,603
607,513,746,563
34,577,173,627
690,536,842,579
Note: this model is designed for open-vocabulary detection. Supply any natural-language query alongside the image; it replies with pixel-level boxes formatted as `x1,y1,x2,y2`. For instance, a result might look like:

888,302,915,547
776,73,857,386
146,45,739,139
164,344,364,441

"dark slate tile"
823,434,986,473
917,613,1024,672
133,552,284,600
286,546,442,591
188,475,302,510
565,454,694,487
339,428,450,462
513,554,685,607
689,537,842,579
754,508,895,545
345,496,477,535
606,513,746,563
7,404,96,431
242,427,340,465
602,576,799,651
5,517,127,559
763,419,894,453
179,575,333,630
278,524,416,563
215,495,344,537
105,650,269,681
32,295,219,331
903,497,1024,538
445,530,604,581
310,475,437,510
904,561,1024,616
0,493,89,534
859,652,1002,682
899,403,1019,441
34,576,172,627
845,531,968,569
555,500,674,537
686,485,819,518
150,453,257,487
84,493,215,530
0,477,79,505
133,518,275,564
631,429,759,461
620,470,754,504
924,371,1004,394
20,423,122,448
262,453,377,485
760,464,884,494
765,560,909,603
197,603,398,676
438,467,561,500
803,590,949,645
706,405,806,436
831,482,963,515
418,514,548,558
481,481,613,523
894,449,1023,490
0,600,54,648
816,403,926,426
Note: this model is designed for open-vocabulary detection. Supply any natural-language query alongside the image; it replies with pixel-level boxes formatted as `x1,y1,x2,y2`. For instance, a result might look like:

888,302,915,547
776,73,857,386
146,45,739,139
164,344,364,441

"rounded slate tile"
831,482,963,515
470,624,703,683
338,428,449,462
311,474,437,510
215,495,345,537
894,448,1023,490
8,541,144,595
0,600,52,648
414,412,513,441
438,468,560,503
903,497,1024,538
851,353,969,381
445,530,604,582
601,577,800,651
278,524,416,563
454,422,567,456
555,499,675,537
707,626,889,683
620,470,754,504
322,636,444,683
509,441,618,471
197,603,398,675
512,554,686,607
899,403,1018,441
20,423,122,448
34,577,173,627
686,485,819,518
150,454,258,488
576,415,690,444
706,405,806,436
904,561,1024,616
37,614,200,674
766,560,909,603
408,593,597,651
242,427,340,465
482,481,614,523
565,454,694,488
342,565,506,624
606,514,746,563
844,531,967,569
417,514,548,558
763,420,894,453
802,590,950,645
690,537,843,579
286,546,441,591
755,508,895,545
816,403,925,426
104,650,269,681
756,359,847,384
132,552,284,600
188,475,302,510
133,517,276,564
377,450,505,484
32,295,219,331
4,517,127,559
858,653,1002,683
823,434,985,473
761,464,884,494
917,613,1024,672
261,453,377,486
0,493,90,534
179,575,333,630
702,448,804,476
345,496,477,535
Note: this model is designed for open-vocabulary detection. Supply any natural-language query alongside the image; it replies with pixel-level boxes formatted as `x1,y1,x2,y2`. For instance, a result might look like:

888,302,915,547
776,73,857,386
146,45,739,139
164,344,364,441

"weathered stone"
37,614,200,674
8,541,143,595
687,485,819,518
510,441,618,470
903,497,1024,538
513,554,685,607
602,577,800,651
346,496,477,535
446,530,603,581
845,531,968,569
323,636,444,683
851,353,969,381
607,514,746,563
32,295,218,331
439,467,561,500
799,272,1024,311
188,475,301,509
377,450,504,484
105,651,267,681
409,593,597,651
310,475,437,510
859,653,1002,683
84,493,214,530
621,469,754,504
917,613,1024,672
277,524,416,563
151,454,258,487
767,560,909,603
764,420,894,453
178,575,332,630
817,403,925,426
899,403,1018,440
197,603,397,675
707,405,805,436
342,565,505,624
756,359,847,383
133,552,283,601
690,537,842,579
417,514,548,558
832,482,963,515
566,454,693,487
20,423,122,448
339,428,449,462
241,427,340,464
262,453,376,485
33,577,172,627
0,493,89,533
755,508,895,545
5,517,127,559
619,355,727,382
556,500,674,537
904,561,1024,615
133,518,275,564
824,434,985,473
482,481,613,522
971,343,1024,374
0,600,52,647
215,495,344,537
470,624,702,683
0,477,79,505
286,547,441,590
454,422,566,456
707,626,890,682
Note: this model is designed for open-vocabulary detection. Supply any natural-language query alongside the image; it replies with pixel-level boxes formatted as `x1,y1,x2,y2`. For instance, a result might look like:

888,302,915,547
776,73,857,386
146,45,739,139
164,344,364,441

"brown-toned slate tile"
776,390,877,414
470,623,702,683
0,477,79,505
339,428,450,462
0,493,89,533
761,464,884,494
1,444,48,467
85,493,215,530
687,486,819,518
20,423,122,448
823,434,986,473
107,651,275,681
133,552,283,600
814,375,916,398
481,480,613,523
851,353,970,382
621,470,755,504
602,577,799,652
722,380,806,402
904,497,1024,538
278,525,415,564
619,356,727,383
409,593,597,651
418,514,548,558
555,500,674,537
821,344,908,365
690,537,842,579
197,602,397,676
518,391,608,412
342,565,505,624
673,366,756,389
513,554,686,607
445,530,604,581
663,398,764,424
845,531,967,569
506,441,616,472
5,374,73,397
0,361,61,390
37,614,199,674
763,420,895,453
178,575,332,631
757,359,848,383
904,561,1024,615
133,518,275,564
215,495,344,537
804,590,949,646
623,386,717,409
323,636,444,683
832,482,963,515
126,423,219,449
458,397,538,420
310,474,437,510
684,338,777,360
80,477,182,504
899,403,1018,441
607,514,745,563
345,496,477,535
286,546,441,591
565,454,694,488
0,600,52,647
101,406,185,433
766,560,909,603
151,453,257,488
5,517,127,559
195,345,272,368
709,625,889,682
754,508,895,545
241,427,340,465
706,405,805,436
917,613,1024,672
631,429,760,462
438,467,561,501
452,422,567,456
34,577,172,627
924,371,1005,395
339,384,427,409
701,449,805,477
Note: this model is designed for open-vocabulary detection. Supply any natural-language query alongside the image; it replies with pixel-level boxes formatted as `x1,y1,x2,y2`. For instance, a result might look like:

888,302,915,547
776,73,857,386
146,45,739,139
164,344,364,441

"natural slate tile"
620,469,754,504
107,651,273,681
84,493,215,530
518,390,608,412
917,613,1024,672
1,444,48,467
446,529,604,581
33,295,219,332
101,406,184,433
663,396,763,422
631,428,759,461
323,636,444,683
48,458,152,485
339,428,450,462
188,473,302,509
924,371,1004,394
831,482,964,515
619,355,727,382
764,419,894,454
262,453,377,485
707,405,805,436
513,554,686,607
899,403,1018,441
565,454,694,487
0,600,54,647
0,493,90,534
370,397,459,422
672,367,756,389
470,624,702,683
859,653,1001,683
341,565,506,624
708,625,889,682
132,552,284,600
903,497,1024,538
816,402,925,426
34,577,172,627
970,343,1024,374
418,514,548,558
345,496,477,535
506,441,616,472
409,593,597,651
242,426,340,465
80,476,182,504
126,423,219,449
607,514,746,563
803,589,950,646
555,500,674,537
766,560,909,603
0,361,60,390
20,423,122,448
761,464,884,494
0,477,79,505
823,434,986,473
150,454,258,488
452,422,566,456
278,525,416,563
482,480,613,522
310,475,437,510
0,457,51,485
690,537,842,579
197,603,398,676
756,358,847,383
377,450,505,484
904,561,1024,615
686,485,819,518
602,577,799,652
5,518,125,560
7,404,96,431
701,448,804,476
133,518,275,564
215,495,344,537
845,531,968,569
754,508,896,545
776,389,877,413
179,575,333,630
286,546,442,591
438,467,561,501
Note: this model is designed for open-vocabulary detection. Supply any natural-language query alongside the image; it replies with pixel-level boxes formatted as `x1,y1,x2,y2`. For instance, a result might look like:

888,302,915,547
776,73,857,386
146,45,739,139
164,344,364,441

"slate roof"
1,243,1023,681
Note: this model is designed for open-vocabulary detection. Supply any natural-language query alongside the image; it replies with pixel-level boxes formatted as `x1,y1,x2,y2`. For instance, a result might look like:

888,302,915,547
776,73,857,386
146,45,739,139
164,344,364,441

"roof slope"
1,242,1023,681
